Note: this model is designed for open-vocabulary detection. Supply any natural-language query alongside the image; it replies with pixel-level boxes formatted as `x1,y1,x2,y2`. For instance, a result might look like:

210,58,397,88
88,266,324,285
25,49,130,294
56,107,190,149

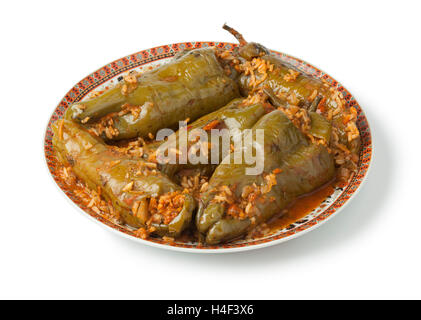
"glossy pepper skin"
153,98,268,177
222,25,360,155
65,48,240,140
52,120,195,237
196,110,335,244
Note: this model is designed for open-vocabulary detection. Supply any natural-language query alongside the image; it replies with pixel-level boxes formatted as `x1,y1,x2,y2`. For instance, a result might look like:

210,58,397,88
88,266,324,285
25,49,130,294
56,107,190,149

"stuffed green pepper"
52,120,195,237
196,110,335,244
65,48,240,141
221,25,360,177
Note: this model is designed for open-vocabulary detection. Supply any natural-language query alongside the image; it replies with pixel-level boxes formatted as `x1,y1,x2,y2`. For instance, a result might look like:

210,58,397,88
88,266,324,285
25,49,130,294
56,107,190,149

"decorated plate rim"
43,41,373,253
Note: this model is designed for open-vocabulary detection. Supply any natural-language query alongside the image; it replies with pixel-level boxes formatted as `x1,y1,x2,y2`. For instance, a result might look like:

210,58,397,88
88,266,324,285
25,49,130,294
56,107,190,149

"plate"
44,42,372,253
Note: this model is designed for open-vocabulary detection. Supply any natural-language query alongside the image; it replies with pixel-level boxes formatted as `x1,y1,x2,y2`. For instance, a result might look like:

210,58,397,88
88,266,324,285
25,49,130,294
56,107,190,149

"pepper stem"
222,24,248,46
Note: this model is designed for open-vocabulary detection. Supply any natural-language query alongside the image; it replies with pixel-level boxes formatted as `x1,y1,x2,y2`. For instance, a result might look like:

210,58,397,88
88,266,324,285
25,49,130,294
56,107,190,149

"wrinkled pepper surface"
196,110,335,244
52,120,195,236
65,48,240,140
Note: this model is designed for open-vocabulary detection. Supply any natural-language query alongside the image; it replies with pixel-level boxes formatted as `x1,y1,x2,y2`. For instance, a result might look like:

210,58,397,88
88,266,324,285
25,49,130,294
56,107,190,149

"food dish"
44,25,372,252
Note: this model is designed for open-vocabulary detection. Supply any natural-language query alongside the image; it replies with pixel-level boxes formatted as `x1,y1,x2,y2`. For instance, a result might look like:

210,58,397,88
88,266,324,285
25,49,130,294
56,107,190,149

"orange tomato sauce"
266,183,335,232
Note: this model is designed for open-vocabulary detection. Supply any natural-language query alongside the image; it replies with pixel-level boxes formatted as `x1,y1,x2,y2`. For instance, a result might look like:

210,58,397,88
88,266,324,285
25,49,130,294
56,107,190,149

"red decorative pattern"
44,42,372,251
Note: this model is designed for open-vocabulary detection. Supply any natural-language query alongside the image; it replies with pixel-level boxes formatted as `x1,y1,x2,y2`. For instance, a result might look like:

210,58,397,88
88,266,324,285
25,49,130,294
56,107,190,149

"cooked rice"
210,168,282,220
121,71,140,96
283,69,300,82
57,165,121,224
179,171,209,201
148,191,186,225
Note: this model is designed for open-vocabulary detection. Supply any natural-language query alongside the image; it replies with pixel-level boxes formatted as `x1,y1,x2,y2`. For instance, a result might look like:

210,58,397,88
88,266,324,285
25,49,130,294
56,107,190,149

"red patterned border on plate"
44,42,372,250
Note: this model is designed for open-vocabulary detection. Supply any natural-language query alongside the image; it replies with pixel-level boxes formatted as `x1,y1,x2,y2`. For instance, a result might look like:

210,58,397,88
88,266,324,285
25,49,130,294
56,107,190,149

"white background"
1,0,420,300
